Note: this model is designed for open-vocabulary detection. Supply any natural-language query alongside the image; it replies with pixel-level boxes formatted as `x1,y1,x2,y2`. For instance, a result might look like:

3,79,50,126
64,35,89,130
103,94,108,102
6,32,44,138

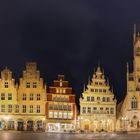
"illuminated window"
26,82,30,88
63,89,66,94
22,93,26,100
68,113,72,119
60,89,62,93
15,105,19,113
8,93,12,100
30,93,33,100
56,89,59,93
33,82,37,88
5,82,8,88
59,112,63,118
60,82,62,87
54,112,58,118
37,93,40,100
8,104,12,113
63,112,67,119
49,112,53,118
1,105,5,112
22,105,26,113
30,105,33,113
37,105,40,113
1,93,5,100
82,107,86,114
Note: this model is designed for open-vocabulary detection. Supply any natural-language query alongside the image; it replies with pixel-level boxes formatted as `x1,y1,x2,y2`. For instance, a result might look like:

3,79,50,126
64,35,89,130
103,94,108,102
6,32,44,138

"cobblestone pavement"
0,131,140,140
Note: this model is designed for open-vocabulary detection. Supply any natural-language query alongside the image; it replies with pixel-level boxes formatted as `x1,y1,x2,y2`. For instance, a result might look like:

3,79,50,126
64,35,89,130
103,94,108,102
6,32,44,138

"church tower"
133,24,140,90
117,25,140,132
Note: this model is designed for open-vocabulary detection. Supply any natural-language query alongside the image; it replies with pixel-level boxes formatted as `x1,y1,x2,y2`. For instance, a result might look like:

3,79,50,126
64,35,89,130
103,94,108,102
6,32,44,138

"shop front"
47,123,74,132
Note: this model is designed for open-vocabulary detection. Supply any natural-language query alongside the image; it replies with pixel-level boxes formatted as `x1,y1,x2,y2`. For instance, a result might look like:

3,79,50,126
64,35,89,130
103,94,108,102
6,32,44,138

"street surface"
0,132,140,140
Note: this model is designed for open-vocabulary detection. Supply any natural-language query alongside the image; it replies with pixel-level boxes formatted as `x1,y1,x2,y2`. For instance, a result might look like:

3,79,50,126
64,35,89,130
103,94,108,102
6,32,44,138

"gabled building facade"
0,67,18,130
17,62,47,131
116,25,140,131
46,75,77,132
79,67,116,132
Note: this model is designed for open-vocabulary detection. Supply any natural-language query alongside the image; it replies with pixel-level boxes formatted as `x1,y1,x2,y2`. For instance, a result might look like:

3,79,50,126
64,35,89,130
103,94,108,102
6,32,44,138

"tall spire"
133,24,136,43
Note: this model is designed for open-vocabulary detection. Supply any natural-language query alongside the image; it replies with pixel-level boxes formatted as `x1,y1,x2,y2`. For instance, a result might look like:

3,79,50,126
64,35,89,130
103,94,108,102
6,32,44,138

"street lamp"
121,117,127,131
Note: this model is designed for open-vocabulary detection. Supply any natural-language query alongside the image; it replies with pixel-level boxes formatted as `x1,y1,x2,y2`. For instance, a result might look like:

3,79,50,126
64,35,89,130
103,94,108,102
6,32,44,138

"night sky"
0,0,140,106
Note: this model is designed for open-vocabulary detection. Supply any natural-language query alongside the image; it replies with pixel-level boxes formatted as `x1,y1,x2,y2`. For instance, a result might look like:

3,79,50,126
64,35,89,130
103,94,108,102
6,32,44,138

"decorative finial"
88,76,91,85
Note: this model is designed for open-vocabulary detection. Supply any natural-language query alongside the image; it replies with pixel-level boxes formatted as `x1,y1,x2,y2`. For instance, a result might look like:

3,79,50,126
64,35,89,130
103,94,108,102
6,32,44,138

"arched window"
131,97,138,109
